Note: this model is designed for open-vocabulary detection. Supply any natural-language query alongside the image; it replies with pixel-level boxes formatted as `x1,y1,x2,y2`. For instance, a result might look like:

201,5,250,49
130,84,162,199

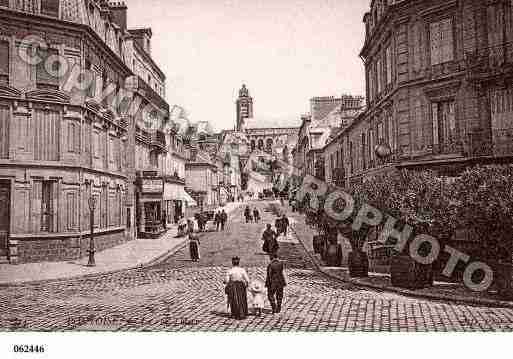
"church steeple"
236,84,253,131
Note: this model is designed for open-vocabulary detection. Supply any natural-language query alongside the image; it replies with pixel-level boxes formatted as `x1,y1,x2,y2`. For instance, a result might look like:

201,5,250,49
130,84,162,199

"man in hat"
265,253,287,314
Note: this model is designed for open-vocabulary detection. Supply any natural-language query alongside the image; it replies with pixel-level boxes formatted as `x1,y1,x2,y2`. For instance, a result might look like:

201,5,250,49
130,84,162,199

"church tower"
236,84,253,131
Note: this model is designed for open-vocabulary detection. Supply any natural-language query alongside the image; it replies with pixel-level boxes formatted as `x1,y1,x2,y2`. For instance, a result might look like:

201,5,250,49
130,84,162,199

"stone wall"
16,229,129,264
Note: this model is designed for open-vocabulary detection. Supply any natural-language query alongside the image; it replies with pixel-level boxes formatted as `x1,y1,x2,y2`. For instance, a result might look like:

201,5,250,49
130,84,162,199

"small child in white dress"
249,279,266,316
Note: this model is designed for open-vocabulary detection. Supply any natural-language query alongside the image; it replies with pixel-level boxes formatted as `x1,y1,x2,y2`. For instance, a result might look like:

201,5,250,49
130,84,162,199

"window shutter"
0,41,8,74
432,103,439,145
36,48,59,88
442,19,454,63
430,21,441,65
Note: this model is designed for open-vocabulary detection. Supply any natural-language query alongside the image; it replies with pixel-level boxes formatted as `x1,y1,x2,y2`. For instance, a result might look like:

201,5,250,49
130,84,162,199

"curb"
0,204,244,288
0,234,189,288
288,213,513,310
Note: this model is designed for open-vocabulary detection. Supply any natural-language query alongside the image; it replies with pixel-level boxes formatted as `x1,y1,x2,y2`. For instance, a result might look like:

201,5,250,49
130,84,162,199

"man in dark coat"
262,224,277,254
221,209,228,231
214,211,221,231
265,253,287,314
281,214,290,236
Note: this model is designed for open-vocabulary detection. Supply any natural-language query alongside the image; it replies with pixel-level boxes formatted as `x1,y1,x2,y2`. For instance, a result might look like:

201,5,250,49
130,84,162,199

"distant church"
234,84,299,164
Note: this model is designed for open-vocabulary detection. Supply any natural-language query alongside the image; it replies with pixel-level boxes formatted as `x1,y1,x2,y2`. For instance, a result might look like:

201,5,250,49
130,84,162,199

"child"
249,279,266,316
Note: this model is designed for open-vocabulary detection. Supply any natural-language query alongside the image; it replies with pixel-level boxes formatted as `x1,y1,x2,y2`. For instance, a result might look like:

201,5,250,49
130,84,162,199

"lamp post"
87,196,97,267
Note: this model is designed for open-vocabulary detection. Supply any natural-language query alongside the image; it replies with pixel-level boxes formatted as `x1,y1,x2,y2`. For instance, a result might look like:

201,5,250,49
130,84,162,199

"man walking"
253,208,260,223
281,214,290,237
221,209,228,231
262,224,277,254
265,253,287,314
214,211,221,232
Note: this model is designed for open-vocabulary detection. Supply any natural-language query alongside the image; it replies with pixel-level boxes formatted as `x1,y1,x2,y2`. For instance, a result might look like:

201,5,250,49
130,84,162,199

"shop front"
136,177,166,238
163,181,197,225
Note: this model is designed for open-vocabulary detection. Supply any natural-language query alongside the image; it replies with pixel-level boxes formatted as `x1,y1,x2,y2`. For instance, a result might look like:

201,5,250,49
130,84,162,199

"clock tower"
236,84,253,131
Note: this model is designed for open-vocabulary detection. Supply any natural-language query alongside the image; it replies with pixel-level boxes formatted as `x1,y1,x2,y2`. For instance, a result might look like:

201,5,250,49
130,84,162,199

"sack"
262,240,269,253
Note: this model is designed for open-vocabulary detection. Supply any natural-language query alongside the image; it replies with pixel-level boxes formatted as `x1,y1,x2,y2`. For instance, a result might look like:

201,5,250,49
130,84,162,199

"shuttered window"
0,0,9,7
0,105,9,159
430,19,454,65
34,109,60,161
385,45,393,84
0,41,9,85
41,0,60,17
36,47,60,89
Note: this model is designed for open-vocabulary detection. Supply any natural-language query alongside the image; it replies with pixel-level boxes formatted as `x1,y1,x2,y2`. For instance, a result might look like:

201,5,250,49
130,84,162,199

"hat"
249,279,265,293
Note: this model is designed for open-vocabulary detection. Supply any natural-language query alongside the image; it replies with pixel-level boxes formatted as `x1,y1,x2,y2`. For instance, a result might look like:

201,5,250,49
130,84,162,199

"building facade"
0,0,135,263
0,0,185,262
185,150,220,210
335,0,513,187
294,95,364,180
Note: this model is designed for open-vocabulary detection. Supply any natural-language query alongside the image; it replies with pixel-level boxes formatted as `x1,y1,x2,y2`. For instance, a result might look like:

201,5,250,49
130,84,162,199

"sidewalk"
0,201,243,286
281,204,513,309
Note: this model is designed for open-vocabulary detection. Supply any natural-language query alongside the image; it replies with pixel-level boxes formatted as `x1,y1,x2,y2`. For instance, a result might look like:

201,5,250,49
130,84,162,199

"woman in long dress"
189,230,200,262
224,257,250,320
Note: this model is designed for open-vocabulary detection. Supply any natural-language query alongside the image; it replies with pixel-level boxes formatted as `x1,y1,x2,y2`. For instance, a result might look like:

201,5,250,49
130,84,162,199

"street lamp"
87,195,97,267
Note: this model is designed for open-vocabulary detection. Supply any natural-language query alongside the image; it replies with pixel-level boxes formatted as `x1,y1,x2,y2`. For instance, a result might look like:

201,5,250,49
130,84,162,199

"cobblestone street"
2,201,513,332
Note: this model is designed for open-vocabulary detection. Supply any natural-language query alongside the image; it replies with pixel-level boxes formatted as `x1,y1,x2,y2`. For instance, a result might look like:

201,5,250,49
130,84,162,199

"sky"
125,0,368,131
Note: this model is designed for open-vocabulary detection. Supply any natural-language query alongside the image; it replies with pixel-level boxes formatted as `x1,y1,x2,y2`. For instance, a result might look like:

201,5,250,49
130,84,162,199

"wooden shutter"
36,48,59,88
34,109,60,161
32,181,42,232
0,105,9,159
441,19,454,63
0,41,8,85
430,21,441,65
432,103,439,146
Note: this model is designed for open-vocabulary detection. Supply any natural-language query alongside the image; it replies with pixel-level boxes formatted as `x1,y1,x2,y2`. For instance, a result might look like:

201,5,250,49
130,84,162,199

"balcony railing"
465,43,513,82
150,130,166,151
137,77,169,114
396,128,513,161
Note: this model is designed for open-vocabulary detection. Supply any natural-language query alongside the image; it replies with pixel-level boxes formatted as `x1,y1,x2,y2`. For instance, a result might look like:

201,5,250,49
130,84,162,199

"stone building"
335,0,513,186
185,149,220,210
294,96,364,180
0,0,183,262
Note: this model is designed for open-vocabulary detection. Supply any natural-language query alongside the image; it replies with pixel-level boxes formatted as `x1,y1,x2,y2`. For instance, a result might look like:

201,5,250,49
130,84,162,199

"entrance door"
0,180,10,258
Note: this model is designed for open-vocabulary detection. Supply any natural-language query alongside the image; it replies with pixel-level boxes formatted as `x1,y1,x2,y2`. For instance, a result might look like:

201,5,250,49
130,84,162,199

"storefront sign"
141,179,163,194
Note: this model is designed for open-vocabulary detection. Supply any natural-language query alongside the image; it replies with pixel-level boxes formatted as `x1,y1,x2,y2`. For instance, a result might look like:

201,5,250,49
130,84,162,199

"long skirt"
189,241,200,261
225,281,248,320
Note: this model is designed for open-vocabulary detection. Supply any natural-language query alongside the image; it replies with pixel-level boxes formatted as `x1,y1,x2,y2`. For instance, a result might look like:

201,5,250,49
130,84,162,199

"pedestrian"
177,215,187,237
224,256,250,320
189,229,201,262
214,211,221,231
262,224,279,256
265,253,287,314
275,216,283,236
248,278,266,316
161,209,167,230
281,214,290,237
253,208,260,223
244,206,251,223
221,209,228,231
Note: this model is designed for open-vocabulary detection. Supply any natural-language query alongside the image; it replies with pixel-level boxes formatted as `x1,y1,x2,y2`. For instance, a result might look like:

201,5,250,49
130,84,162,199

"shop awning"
180,189,197,207
164,183,198,207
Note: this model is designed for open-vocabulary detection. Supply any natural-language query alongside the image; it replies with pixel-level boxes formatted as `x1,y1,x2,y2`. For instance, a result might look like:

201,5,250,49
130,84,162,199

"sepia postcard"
1,0,513,357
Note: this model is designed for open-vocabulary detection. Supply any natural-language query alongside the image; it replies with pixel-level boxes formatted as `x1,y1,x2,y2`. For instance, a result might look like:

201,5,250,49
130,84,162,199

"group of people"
214,209,228,231
275,214,290,236
244,206,260,223
224,254,287,320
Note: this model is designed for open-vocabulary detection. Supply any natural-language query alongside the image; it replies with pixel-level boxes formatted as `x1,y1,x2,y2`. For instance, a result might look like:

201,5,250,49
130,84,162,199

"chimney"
109,2,128,31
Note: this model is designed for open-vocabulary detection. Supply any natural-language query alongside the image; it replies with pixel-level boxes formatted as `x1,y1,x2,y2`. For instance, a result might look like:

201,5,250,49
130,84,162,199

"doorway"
0,180,10,258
